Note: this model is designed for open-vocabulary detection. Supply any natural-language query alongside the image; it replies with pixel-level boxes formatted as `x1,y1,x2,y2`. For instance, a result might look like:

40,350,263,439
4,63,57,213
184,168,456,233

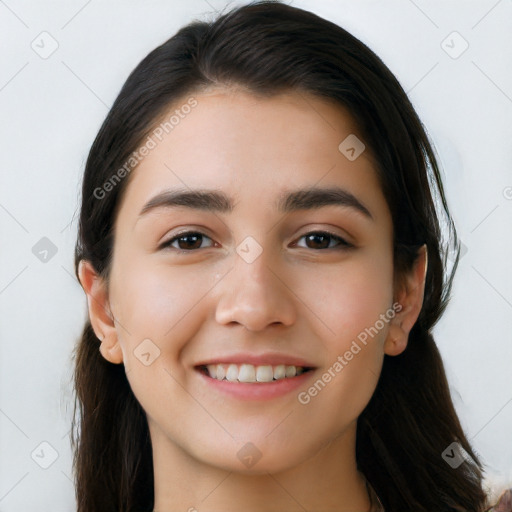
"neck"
151,421,371,512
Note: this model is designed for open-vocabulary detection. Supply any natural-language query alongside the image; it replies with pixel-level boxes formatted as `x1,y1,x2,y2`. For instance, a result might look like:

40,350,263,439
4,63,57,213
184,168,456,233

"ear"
384,244,428,356
78,260,124,364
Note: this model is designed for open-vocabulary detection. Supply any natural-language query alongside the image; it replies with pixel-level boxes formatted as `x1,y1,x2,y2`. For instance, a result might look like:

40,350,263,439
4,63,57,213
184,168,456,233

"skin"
79,87,427,512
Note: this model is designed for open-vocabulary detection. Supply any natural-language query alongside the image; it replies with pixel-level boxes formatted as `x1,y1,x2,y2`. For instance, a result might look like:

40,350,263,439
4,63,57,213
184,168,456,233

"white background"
1,0,511,510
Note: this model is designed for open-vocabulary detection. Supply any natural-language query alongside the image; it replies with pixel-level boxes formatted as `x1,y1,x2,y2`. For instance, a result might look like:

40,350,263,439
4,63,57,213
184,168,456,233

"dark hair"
71,1,489,510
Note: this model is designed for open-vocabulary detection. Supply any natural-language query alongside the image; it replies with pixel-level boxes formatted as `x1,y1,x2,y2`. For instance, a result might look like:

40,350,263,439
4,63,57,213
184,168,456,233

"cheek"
111,256,215,339
294,251,393,410
109,259,213,412
109,256,233,404
299,251,393,415
304,249,394,343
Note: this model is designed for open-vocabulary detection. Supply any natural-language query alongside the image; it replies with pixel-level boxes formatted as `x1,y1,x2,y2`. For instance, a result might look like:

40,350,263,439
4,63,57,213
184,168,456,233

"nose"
214,245,296,332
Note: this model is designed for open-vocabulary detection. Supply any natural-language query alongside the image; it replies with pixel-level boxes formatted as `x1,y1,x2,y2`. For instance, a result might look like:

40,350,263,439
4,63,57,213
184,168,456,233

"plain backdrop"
1,1,511,510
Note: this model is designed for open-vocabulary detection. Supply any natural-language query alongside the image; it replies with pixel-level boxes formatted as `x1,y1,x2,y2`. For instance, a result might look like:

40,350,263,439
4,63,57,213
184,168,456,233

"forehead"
114,88,388,225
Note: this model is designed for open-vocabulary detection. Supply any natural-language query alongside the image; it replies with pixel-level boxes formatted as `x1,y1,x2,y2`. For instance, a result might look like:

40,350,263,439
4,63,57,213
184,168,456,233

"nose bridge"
214,235,296,331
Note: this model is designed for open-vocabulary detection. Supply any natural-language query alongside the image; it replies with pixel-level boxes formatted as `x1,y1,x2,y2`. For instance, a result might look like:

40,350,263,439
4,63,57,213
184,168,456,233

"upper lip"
194,352,316,369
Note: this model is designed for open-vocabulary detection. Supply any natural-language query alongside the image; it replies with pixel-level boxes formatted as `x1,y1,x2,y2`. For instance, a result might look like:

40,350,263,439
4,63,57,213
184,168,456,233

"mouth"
195,363,315,383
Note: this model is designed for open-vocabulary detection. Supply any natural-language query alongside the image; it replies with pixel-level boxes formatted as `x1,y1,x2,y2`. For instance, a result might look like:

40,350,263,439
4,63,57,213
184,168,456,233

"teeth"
285,365,296,377
239,364,256,382
273,364,286,380
206,364,217,379
256,365,273,382
203,363,307,382
216,364,226,380
226,364,239,382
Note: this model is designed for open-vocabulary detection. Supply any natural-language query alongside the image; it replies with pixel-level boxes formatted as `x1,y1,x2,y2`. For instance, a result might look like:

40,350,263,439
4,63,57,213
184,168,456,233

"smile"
198,363,313,383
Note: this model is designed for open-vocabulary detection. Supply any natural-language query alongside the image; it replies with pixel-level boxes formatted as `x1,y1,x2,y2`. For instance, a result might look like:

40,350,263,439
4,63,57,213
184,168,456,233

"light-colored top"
365,480,512,512
486,488,512,511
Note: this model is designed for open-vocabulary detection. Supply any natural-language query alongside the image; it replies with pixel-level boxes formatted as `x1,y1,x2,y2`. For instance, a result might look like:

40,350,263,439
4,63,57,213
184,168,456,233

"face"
87,88,404,474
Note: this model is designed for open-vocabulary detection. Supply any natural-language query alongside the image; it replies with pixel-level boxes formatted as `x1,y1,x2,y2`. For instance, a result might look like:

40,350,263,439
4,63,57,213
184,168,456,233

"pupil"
180,234,201,250
308,233,329,249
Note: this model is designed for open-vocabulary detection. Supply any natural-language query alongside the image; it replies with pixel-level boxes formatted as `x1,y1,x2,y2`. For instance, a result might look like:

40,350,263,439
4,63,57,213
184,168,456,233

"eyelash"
160,230,353,253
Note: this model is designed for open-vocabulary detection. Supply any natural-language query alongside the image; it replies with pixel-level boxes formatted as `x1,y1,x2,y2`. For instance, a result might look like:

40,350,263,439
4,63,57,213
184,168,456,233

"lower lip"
195,367,316,401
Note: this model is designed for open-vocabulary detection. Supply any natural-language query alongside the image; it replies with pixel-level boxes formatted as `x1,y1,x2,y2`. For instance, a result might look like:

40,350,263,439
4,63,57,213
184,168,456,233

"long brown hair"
71,2,489,510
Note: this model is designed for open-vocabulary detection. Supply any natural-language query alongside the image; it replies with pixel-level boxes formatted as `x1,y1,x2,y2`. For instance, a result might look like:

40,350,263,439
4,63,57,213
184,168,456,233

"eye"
294,231,353,250
160,231,215,252
160,229,353,253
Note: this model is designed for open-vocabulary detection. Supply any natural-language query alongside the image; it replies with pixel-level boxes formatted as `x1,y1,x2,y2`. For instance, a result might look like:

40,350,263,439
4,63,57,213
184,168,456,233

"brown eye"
159,230,352,253
294,231,352,250
161,231,214,252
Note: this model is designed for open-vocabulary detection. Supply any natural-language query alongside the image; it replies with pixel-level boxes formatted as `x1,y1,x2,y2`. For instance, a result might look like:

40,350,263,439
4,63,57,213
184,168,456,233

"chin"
194,437,322,476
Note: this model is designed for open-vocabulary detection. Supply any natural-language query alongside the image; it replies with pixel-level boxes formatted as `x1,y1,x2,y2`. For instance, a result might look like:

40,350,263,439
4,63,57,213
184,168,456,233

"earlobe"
78,260,124,365
384,244,428,356
384,322,407,356
98,335,124,365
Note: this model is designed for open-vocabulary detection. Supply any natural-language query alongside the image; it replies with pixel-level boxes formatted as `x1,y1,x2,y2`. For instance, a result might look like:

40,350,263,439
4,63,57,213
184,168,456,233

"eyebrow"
138,186,373,220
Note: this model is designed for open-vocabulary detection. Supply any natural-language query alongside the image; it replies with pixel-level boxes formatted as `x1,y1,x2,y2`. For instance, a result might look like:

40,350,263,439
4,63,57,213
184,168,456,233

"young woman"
71,1,501,510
